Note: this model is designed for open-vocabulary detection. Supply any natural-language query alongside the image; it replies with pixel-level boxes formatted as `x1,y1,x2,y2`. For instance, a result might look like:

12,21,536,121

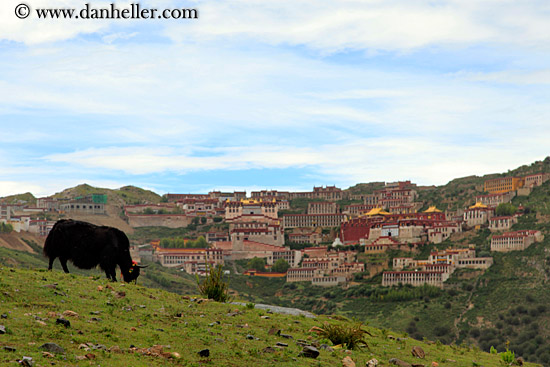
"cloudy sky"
1,0,550,197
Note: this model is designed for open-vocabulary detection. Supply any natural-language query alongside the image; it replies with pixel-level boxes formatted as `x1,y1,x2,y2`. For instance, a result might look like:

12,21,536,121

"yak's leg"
110,268,118,282
48,257,55,270
105,268,117,282
59,258,70,273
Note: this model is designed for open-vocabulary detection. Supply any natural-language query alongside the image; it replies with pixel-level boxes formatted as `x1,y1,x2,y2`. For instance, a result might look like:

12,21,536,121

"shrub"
434,325,450,337
500,348,515,364
196,264,231,302
311,322,371,350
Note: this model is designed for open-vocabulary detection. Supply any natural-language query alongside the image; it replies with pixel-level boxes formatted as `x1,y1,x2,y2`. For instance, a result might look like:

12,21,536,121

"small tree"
188,236,208,248
247,257,266,272
272,258,290,273
200,217,207,224
196,264,230,302
0,222,13,233
495,203,517,217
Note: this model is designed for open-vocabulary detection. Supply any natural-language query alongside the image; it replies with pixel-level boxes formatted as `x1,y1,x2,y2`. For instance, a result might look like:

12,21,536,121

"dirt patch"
0,232,37,253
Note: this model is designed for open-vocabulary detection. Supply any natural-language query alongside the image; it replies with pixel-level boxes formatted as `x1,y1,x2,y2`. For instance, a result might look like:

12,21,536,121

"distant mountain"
51,183,162,206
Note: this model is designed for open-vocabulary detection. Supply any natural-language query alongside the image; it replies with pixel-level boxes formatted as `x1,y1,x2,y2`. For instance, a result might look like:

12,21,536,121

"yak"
43,219,145,282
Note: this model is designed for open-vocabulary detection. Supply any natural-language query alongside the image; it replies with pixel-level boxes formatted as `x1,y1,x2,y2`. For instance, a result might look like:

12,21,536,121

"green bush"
196,264,231,302
0,222,13,233
312,322,371,350
500,348,515,363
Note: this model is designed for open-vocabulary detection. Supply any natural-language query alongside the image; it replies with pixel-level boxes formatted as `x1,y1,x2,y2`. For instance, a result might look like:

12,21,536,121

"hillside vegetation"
0,266,539,367
53,184,162,206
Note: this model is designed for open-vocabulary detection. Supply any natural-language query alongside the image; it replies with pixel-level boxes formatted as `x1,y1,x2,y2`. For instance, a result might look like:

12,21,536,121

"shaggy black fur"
43,219,140,282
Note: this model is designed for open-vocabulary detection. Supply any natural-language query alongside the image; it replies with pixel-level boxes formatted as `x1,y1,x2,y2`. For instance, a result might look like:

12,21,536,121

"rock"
280,333,293,339
97,286,103,291
115,291,126,298
246,334,255,340
75,356,87,361
431,362,439,367
268,328,281,335
276,342,288,347
299,345,320,359
412,364,425,367
20,356,34,367
319,344,334,352
208,321,221,327
85,353,96,359
56,318,70,328
412,346,425,358
0,325,5,334
389,358,412,367
41,352,54,358
367,358,379,367
3,346,16,352
1,314,7,319
36,320,47,326
308,326,324,334
62,310,79,317
171,352,181,359
342,356,356,367
39,342,65,354
263,346,276,353
516,357,524,366
198,349,210,358
261,315,270,319
78,344,89,350
109,345,122,353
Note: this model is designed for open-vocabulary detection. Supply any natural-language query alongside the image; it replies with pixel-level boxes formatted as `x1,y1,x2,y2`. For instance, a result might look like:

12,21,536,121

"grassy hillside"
0,266,538,367
51,184,162,206
0,192,36,205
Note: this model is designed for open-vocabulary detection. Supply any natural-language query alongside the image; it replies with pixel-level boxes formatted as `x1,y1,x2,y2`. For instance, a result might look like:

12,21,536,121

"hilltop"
0,266,538,367
52,184,162,207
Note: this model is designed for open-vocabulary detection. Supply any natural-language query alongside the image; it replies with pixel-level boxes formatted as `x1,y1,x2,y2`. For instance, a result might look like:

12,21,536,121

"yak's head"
122,261,147,283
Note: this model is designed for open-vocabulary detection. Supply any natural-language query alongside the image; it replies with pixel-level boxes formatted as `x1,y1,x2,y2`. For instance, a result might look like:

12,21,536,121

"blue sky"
1,0,550,197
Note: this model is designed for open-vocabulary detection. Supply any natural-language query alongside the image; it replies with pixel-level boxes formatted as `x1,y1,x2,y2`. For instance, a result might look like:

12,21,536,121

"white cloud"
0,181,45,198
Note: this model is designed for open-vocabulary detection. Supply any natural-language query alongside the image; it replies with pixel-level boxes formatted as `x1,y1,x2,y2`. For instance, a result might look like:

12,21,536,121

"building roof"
469,202,488,209
364,207,391,216
424,206,442,213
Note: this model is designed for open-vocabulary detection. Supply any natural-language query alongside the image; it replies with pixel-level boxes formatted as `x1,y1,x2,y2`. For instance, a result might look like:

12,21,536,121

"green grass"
0,267,541,367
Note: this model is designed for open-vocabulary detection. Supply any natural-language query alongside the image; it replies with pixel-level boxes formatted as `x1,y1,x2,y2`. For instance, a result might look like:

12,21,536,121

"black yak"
43,219,145,282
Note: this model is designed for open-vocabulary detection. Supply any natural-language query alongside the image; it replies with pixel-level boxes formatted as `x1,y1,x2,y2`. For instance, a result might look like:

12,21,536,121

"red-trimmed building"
491,230,543,252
